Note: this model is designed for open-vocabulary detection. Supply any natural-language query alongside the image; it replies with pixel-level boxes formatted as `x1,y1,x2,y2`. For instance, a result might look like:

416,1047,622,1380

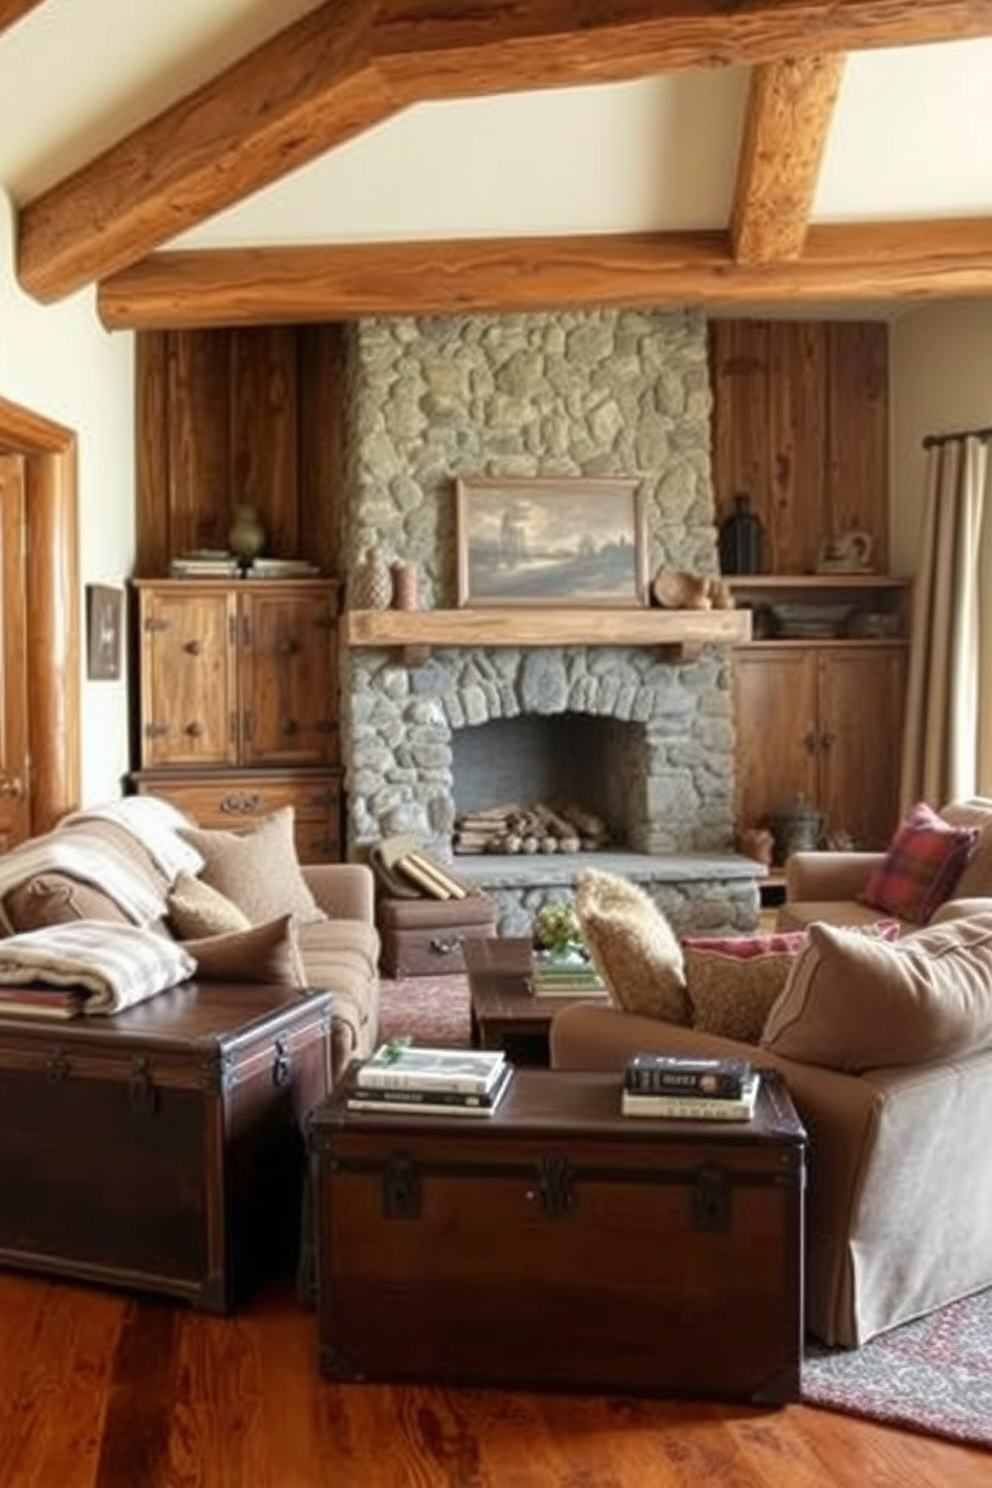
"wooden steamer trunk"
311,1068,806,1402
376,895,497,977
0,983,332,1312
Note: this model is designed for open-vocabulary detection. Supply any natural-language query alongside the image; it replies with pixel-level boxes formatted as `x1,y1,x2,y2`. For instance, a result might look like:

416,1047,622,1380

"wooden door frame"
0,394,80,831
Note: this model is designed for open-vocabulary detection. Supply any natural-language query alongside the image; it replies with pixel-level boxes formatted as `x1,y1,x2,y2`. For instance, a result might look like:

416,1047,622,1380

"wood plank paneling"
229,327,299,558
709,319,887,574
297,324,346,576
166,331,231,561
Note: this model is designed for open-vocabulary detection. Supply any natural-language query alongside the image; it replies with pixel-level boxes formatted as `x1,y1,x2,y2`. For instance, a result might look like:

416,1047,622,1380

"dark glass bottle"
719,493,766,575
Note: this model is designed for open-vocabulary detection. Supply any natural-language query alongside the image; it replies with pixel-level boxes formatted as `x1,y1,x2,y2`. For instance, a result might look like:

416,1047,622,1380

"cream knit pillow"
575,869,688,1024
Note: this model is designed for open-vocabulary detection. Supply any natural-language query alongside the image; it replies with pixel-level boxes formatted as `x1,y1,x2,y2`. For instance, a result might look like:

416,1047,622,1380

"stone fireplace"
337,306,761,934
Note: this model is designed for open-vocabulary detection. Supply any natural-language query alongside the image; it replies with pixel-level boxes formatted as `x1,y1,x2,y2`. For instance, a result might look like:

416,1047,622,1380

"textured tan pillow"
761,914,992,1071
167,872,252,939
940,800,992,899
184,914,307,986
574,869,688,1024
683,931,807,1043
178,808,326,927
2,874,132,932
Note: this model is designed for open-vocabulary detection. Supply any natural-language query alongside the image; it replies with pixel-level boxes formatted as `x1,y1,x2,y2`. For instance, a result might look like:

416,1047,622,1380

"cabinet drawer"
133,773,341,864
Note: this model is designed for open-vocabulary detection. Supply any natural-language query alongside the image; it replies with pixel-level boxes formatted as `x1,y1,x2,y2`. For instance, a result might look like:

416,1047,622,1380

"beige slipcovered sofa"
0,800,380,1082
552,894,992,1349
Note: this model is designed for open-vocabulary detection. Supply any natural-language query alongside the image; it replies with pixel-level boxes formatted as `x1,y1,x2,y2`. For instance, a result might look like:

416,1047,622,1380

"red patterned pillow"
862,802,978,924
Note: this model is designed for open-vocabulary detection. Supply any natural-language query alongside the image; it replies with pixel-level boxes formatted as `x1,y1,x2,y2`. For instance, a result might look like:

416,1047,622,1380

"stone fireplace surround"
339,306,762,935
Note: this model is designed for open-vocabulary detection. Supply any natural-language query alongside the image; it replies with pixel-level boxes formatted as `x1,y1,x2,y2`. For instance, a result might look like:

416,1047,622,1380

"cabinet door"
239,588,338,767
817,645,907,850
733,648,819,833
139,587,239,768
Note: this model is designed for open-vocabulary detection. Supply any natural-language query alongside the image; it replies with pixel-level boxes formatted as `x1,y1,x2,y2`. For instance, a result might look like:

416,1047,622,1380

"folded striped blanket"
0,922,195,1015
63,797,204,881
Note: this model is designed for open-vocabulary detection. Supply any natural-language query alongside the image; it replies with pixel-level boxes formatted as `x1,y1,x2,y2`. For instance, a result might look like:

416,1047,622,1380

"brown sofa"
0,803,380,1083
551,899,992,1349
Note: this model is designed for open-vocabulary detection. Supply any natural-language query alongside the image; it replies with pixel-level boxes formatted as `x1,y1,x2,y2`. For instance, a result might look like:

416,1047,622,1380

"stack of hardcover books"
621,1053,760,1120
347,1043,513,1117
529,949,607,999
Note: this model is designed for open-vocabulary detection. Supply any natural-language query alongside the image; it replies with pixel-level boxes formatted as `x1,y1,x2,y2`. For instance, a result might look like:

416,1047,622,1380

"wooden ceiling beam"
0,0,47,38
731,55,846,264
18,0,992,303
97,218,992,329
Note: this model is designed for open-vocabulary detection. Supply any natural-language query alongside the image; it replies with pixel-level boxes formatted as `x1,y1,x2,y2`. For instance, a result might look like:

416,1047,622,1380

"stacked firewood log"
453,802,611,855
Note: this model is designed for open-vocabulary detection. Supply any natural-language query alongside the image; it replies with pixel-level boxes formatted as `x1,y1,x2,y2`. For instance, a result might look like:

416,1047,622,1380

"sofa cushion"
761,914,992,1071
178,808,326,927
940,798,992,900
574,869,688,1024
167,872,252,939
2,873,134,933
682,930,808,1043
184,914,306,985
861,801,978,924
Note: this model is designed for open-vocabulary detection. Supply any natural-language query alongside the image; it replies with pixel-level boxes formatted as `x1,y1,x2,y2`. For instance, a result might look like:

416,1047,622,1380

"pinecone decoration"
351,545,392,610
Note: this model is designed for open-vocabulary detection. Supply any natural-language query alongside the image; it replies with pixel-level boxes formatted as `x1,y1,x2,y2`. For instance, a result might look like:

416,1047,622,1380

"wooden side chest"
309,1068,806,1402
0,983,332,1311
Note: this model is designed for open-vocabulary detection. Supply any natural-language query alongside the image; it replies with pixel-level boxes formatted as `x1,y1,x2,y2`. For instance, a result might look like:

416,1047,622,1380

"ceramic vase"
352,545,392,610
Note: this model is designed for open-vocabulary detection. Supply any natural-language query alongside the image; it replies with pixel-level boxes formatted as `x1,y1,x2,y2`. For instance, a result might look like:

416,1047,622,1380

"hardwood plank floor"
0,1271,988,1488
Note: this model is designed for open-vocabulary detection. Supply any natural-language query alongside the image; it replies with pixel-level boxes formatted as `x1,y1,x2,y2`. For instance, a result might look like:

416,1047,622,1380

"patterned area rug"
803,1291,992,1448
377,972,992,1449
377,972,472,1049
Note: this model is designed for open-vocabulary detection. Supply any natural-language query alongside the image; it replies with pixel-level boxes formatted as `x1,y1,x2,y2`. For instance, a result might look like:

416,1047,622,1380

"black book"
624,1053,752,1099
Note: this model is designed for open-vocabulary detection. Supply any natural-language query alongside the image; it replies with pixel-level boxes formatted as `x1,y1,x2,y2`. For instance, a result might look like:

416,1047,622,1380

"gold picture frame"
455,476,647,607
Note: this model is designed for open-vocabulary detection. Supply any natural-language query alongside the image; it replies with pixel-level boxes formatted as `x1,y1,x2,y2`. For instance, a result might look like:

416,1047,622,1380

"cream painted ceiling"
3,2,992,322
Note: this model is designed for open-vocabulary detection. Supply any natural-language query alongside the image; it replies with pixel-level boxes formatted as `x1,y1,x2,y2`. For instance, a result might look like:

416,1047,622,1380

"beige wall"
889,299,992,575
0,188,135,806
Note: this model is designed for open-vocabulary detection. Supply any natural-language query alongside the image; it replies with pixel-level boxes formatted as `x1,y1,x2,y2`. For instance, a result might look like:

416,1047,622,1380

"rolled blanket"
0,921,195,1015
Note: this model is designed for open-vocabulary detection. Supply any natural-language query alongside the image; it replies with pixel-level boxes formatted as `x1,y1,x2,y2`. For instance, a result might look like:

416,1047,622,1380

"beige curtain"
900,433,992,808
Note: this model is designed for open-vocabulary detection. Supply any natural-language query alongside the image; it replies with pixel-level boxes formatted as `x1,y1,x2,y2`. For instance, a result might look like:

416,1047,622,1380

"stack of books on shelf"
169,550,241,578
529,949,608,999
347,1042,513,1117
621,1053,760,1121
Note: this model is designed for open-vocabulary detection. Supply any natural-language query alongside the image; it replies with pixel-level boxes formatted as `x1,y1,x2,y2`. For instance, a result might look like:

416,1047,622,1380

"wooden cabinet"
734,643,908,853
131,578,342,862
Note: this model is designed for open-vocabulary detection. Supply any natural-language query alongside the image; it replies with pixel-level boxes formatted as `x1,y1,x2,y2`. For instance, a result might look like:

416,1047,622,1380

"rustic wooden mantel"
341,607,751,664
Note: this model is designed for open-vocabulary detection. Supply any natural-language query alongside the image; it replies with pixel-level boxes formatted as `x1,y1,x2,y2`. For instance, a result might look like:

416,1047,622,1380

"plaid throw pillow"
862,802,978,924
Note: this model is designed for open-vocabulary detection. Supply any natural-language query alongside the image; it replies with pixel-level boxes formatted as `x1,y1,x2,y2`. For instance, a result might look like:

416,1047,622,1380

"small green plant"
532,900,583,957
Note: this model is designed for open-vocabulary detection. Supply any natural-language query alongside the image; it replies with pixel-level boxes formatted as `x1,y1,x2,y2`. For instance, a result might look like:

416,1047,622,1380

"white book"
354,1043,506,1094
621,1071,761,1121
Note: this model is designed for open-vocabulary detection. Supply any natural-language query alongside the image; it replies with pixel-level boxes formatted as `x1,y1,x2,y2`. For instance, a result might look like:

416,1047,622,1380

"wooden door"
239,585,338,768
733,647,819,835
817,645,907,849
0,455,30,850
138,583,239,769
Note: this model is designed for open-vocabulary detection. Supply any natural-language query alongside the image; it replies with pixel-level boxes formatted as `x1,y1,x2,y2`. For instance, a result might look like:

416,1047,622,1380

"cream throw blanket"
0,826,169,933
0,922,195,1015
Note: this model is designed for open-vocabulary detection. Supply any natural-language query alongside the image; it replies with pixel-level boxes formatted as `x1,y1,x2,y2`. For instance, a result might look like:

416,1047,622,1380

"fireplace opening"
451,714,646,856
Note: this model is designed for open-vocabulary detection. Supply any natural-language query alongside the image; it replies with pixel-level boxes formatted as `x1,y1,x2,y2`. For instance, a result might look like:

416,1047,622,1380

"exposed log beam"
16,1,391,304
19,0,992,303
731,55,846,264
97,219,992,329
0,0,47,38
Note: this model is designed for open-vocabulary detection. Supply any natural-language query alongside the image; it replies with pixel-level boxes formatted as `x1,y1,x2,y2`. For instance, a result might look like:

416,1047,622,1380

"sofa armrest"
785,850,884,902
302,863,375,924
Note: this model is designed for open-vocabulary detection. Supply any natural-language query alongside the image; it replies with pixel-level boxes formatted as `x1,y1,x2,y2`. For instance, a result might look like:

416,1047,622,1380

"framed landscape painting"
455,476,647,607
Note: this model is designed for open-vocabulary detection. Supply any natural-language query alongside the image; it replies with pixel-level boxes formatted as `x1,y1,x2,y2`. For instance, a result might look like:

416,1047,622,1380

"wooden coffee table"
462,937,608,1065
